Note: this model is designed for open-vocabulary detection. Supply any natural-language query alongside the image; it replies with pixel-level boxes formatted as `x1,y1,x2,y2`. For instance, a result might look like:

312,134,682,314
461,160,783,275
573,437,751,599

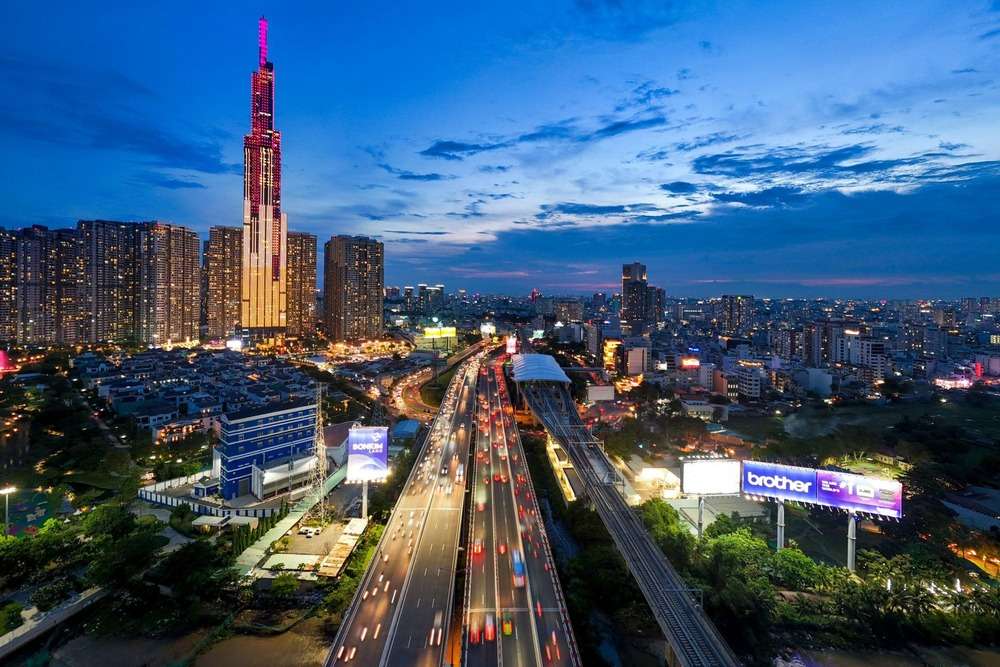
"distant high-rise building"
241,17,287,340
286,231,317,339
199,239,209,333
621,262,648,334
78,220,143,344
323,236,384,341
137,223,200,346
0,230,16,342
720,294,754,335
14,226,81,344
205,226,243,340
646,286,665,325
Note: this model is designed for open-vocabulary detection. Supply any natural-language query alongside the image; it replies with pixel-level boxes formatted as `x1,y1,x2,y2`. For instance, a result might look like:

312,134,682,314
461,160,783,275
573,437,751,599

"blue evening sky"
4,1,1000,297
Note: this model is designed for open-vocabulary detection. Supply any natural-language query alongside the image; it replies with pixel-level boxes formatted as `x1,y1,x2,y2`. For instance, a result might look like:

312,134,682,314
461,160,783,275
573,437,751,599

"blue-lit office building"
213,399,318,500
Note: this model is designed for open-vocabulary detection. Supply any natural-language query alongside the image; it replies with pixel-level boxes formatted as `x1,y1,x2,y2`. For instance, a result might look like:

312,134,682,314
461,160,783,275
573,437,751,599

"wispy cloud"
0,55,239,175
377,162,455,181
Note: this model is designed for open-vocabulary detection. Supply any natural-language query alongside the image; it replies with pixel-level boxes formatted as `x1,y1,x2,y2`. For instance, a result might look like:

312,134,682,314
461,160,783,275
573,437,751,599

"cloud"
660,181,699,194
478,164,512,173
0,55,238,175
419,140,505,161
538,202,660,218
383,229,448,235
978,27,1000,40
840,123,905,135
674,132,746,152
416,112,665,162
615,80,678,111
376,162,455,181
572,0,689,41
690,143,929,181
136,172,206,189
711,186,809,207
950,67,978,74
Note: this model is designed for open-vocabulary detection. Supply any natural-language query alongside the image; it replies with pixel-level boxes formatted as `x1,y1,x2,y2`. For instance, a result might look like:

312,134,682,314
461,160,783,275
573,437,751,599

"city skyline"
4,2,1000,297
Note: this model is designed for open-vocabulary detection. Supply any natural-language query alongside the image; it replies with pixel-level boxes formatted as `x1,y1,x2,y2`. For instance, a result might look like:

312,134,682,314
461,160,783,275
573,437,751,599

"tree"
270,572,300,603
0,602,23,634
83,503,136,541
769,547,818,591
30,577,75,611
87,531,163,587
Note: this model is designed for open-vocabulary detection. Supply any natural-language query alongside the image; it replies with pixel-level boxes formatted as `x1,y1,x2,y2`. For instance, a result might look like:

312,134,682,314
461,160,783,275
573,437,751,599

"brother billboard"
682,459,741,496
347,426,389,483
741,461,902,518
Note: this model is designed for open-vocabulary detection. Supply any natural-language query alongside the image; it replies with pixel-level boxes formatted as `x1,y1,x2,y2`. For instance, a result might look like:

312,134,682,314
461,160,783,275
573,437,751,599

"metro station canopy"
510,354,571,384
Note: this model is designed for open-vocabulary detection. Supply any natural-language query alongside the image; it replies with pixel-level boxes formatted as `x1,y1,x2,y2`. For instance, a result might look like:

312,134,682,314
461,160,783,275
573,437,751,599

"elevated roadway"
515,368,740,667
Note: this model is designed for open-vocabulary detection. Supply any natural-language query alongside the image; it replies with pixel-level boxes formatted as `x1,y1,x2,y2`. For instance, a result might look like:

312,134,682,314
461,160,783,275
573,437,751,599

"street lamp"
0,486,16,536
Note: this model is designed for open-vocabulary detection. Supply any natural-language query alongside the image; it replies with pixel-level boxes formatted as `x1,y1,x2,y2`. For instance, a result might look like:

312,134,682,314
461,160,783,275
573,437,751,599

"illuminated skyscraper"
79,220,144,344
0,230,16,342
286,231,317,339
241,16,287,340
720,294,754,335
323,236,383,341
14,226,81,344
621,262,648,334
205,226,243,339
137,223,200,346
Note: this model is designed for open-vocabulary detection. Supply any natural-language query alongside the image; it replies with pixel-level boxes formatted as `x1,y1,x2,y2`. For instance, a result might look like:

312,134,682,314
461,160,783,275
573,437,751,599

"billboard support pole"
362,479,369,520
697,496,705,538
847,512,857,572
776,501,785,551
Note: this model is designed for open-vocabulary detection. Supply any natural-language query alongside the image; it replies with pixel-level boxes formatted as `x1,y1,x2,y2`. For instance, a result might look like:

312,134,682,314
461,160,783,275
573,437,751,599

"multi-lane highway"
329,352,482,666
463,357,579,667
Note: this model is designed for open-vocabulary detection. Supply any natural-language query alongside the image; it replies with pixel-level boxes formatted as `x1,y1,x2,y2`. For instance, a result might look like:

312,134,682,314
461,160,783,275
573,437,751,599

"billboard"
423,326,457,339
682,459,741,495
816,470,903,518
742,461,817,504
741,461,903,518
347,426,389,482
480,322,497,337
506,335,518,355
679,357,701,369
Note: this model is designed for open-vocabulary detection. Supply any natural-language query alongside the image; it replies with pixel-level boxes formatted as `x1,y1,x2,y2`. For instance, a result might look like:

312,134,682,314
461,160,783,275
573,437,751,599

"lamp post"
0,486,16,536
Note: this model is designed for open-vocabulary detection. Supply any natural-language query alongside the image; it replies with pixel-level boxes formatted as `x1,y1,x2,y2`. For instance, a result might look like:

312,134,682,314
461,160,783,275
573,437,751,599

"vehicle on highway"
512,548,526,587
469,617,482,644
430,610,444,646
497,542,507,555
502,612,513,636
456,463,465,484
473,537,483,554
485,613,496,642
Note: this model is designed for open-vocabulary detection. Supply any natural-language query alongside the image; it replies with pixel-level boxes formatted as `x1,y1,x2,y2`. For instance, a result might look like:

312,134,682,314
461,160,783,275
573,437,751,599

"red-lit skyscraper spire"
242,15,287,340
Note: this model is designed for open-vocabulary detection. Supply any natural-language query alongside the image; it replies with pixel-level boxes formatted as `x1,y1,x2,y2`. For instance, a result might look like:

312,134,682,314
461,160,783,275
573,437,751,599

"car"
429,611,444,646
494,472,502,483
484,613,496,642
473,538,483,554
497,542,507,555
502,613,513,636
469,619,482,644
501,473,509,484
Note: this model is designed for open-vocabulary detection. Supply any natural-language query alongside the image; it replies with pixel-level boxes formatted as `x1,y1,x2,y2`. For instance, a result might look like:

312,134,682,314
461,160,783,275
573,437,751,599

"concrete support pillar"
697,495,706,538
362,479,369,520
776,501,785,551
847,512,857,572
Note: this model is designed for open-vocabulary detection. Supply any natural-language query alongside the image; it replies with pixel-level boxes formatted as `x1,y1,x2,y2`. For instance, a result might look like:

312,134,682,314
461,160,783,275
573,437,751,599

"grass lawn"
725,414,785,441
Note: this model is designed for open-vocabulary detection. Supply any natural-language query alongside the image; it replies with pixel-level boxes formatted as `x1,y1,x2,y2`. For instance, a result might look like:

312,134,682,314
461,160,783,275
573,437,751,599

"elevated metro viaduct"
508,353,741,667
